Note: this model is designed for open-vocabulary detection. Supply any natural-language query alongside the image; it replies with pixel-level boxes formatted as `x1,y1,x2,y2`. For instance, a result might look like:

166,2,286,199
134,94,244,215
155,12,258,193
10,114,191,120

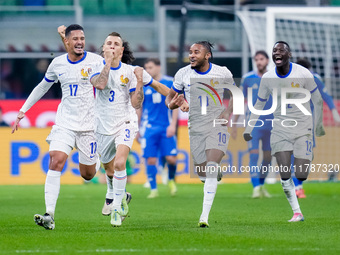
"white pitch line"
4,247,339,254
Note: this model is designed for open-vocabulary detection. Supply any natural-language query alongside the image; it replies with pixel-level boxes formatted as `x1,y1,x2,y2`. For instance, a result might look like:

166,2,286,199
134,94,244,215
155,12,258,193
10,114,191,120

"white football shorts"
46,125,98,165
96,121,137,164
189,125,230,165
271,132,313,161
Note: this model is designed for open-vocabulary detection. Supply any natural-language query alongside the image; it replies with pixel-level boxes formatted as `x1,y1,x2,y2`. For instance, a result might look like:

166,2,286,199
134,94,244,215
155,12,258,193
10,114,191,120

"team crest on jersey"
120,75,129,86
291,82,300,88
81,67,92,80
210,79,219,87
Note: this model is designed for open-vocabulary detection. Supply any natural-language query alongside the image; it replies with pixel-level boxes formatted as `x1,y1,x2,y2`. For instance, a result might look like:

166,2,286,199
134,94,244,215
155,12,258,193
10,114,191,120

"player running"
90,32,145,227
243,41,325,222
166,41,235,227
57,26,187,222
12,24,102,230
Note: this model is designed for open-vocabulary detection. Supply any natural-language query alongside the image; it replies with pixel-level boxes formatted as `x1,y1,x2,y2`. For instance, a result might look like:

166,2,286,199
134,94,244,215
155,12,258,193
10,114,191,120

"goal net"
237,7,340,180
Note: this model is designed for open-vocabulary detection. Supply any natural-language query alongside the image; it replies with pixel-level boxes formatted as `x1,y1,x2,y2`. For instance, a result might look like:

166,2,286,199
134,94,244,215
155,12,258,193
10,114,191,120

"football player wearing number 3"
12,24,102,230
90,32,147,227
243,41,326,222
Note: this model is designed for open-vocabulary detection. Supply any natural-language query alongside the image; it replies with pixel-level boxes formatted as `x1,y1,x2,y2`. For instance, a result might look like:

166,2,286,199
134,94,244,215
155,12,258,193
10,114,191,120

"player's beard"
74,51,83,56
191,58,205,70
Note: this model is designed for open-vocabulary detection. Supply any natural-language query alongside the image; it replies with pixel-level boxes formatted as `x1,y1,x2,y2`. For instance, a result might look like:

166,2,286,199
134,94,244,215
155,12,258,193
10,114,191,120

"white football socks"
200,162,219,222
112,169,127,211
45,170,61,218
105,173,114,200
281,178,302,214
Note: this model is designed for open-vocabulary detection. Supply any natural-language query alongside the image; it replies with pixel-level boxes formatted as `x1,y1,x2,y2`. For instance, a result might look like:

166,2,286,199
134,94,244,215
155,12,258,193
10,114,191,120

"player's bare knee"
295,172,308,181
166,156,176,165
81,171,94,181
49,152,67,171
114,158,126,171
147,157,157,165
249,149,259,154
280,171,291,180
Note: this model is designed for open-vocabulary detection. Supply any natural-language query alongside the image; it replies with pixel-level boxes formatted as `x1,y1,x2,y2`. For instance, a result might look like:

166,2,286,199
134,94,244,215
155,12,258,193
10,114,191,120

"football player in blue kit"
139,58,178,198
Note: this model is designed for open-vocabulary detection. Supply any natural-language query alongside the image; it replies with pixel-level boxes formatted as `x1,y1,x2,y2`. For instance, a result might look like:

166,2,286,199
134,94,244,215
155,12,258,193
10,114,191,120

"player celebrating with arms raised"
166,41,235,227
12,24,102,230
243,41,325,222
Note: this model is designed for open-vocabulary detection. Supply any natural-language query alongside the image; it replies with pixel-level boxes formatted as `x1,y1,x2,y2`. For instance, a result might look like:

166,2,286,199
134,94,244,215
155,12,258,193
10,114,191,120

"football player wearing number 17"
12,24,102,230
243,41,326,222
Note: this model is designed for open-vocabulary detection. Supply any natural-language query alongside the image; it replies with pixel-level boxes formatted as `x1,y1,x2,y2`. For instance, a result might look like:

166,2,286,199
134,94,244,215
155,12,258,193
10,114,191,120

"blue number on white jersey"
109,90,115,102
69,84,78,96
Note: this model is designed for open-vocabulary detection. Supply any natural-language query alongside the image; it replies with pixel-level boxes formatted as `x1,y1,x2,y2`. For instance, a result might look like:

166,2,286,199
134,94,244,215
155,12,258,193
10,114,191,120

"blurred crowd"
0,59,61,99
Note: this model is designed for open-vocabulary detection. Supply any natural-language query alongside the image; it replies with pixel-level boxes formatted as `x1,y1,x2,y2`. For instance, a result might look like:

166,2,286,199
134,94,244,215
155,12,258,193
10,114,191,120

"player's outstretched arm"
11,111,25,134
166,108,178,138
165,88,184,110
311,88,326,137
12,78,54,133
150,80,170,96
130,67,144,109
57,25,68,52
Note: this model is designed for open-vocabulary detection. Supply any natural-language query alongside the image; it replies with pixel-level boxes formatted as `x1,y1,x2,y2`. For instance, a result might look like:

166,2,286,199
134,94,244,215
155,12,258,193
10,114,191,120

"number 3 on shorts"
125,129,130,140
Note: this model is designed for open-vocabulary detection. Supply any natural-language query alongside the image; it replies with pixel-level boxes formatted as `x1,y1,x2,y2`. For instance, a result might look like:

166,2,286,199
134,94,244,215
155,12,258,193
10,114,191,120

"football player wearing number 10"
243,41,326,222
166,41,235,227
12,24,102,230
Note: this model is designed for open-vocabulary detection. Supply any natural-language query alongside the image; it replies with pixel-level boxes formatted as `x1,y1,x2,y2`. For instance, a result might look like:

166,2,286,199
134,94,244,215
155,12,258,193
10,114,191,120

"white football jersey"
258,62,317,137
92,62,152,135
173,63,235,130
45,51,103,131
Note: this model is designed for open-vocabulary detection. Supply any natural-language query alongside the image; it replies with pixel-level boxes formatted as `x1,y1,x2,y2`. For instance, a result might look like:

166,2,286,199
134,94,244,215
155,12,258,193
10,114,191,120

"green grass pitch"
0,182,339,255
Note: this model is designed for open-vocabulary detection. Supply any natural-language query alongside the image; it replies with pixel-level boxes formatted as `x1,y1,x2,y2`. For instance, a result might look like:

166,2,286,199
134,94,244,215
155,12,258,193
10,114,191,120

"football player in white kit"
166,41,235,228
57,27,187,225
12,24,102,230
243,41,325,222
90,32,157,227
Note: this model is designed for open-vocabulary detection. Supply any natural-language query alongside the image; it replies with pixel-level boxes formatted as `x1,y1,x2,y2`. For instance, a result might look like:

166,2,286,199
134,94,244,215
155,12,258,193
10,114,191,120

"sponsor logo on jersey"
120,75,129,86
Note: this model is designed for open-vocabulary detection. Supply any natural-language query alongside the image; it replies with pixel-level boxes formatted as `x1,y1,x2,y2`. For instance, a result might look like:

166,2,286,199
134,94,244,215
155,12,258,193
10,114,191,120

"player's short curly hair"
65,24,84,37
274,41,291,52
194,41,214,60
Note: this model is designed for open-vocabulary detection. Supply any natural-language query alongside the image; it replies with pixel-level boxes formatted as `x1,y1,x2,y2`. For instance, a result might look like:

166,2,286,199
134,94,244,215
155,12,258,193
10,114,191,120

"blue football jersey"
142,75,173,127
